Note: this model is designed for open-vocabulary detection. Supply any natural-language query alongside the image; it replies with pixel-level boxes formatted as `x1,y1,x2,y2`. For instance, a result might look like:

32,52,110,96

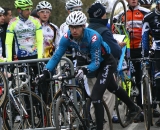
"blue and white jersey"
46,27,111,72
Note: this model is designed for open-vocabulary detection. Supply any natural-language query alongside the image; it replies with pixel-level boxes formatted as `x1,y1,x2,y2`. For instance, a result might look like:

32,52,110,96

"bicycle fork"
9,89,29,118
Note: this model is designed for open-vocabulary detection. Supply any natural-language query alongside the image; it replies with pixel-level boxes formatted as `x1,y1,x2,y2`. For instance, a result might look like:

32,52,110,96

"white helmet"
65,0,83,10
36,1,52,11
0,7,5,14
66,11,87,25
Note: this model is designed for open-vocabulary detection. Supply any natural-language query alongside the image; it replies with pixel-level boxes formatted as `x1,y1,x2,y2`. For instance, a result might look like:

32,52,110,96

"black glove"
81,67,89,75
149,49,155,58
37,70,50,84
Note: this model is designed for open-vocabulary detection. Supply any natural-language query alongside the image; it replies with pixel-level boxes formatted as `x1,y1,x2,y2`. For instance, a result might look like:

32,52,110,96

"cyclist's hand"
149,49,155,58
36,70,50,84
75,69,84,80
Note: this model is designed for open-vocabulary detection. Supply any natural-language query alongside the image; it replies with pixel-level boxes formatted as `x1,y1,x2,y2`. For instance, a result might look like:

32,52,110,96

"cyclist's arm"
35,19,43,59
46,36,69,72
142,20,150,57
5,21,15,61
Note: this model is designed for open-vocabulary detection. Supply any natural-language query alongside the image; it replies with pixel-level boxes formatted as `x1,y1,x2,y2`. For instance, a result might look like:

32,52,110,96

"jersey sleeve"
142,17,150,57
87,34,102,72
35,19,43,59
5,20,15,61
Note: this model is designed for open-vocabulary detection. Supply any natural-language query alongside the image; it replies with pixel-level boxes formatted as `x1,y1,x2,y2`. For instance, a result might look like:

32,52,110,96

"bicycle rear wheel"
2,90,49,130
86,98,113,130
110,0,127,34
143,76,152,130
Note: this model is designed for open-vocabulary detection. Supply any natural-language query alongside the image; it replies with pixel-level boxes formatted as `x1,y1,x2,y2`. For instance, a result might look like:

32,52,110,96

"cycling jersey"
42,22,60,58
46,27,111,72
5,16,43,61
142,9,160,55
114,5,150,49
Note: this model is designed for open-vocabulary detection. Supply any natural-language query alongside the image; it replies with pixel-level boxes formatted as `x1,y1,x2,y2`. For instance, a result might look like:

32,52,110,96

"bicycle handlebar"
46,75,75,81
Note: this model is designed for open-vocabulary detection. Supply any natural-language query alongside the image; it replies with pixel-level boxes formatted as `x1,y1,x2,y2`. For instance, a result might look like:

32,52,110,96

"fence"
0,57,77,130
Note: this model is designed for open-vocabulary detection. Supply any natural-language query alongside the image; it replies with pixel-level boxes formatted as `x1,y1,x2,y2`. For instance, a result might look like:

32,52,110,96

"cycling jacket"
142,8,160,56
5,16,43,61
46,28,111,72
42,22,60,58
114,5,150,49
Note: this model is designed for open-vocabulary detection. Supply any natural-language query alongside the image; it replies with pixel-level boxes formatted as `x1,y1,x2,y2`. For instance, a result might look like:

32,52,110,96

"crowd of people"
0,0,160,129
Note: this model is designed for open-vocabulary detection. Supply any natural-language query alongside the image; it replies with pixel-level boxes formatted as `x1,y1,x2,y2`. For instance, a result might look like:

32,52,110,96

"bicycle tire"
115,74,132,127
0,71,8,107
55,97,73,130
110,0,127,34
86,98,113,130
50,87,82,127
143,76,152,130
2,90,49,130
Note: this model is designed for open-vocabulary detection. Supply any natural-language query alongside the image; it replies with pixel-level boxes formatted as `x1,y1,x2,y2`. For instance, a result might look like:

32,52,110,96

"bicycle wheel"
110,0,127,34
2,90,49,130
0,71,8,107
50,87,82,127
86,98,113,130
143,76,152,130
115,74,131,127
55,97,82,130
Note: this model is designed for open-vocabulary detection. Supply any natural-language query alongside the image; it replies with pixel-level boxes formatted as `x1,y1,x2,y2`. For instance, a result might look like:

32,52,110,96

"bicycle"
47,70,113,130
130,57,160,130
1,68,49,130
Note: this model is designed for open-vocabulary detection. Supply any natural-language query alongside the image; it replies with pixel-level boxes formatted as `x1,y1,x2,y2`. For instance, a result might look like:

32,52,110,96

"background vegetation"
0,0,105,27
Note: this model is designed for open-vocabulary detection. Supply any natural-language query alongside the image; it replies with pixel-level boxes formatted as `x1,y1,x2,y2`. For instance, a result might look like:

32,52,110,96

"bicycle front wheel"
0,71,8,107
2,90,49,130
110,0,127,34
143,76,152,130
50,87,82,127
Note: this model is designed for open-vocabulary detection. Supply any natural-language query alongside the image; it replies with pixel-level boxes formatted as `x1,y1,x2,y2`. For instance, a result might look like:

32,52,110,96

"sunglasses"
21,7,33,11
70,7,82,12
38,10,51,14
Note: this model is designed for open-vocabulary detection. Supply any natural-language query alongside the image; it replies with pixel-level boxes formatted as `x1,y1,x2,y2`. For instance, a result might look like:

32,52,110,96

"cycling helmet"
138,0,153,5
94,0,106,6
66,11,87,25
36,1,52,11
15,0,33,8
65,0,83,10
0,7,5,14
156,0,160,4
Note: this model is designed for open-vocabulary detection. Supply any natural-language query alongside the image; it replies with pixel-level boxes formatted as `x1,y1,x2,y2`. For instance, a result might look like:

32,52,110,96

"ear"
17,8,22,13
82,25,85,29
37,12,40,17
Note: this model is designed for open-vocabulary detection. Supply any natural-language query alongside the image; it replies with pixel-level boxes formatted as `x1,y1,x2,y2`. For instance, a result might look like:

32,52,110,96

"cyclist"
36,1,60,58
39,11,141,130
0,7,5,58
114,0,150,122
1,7,15,60
60,0,84,63
87,1,123,124
5,0,43,62
142,0,160,127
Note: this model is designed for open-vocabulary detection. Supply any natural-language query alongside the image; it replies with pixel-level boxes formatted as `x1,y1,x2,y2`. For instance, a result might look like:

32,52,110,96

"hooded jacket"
88,18,122,59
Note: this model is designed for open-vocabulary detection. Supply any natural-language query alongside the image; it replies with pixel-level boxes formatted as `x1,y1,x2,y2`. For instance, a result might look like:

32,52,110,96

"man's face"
127,0,138,7
19,6,32,19
68,6,82,14
69,25,84,40
4,10,12,24
37,9,51,22
0,13,4,25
